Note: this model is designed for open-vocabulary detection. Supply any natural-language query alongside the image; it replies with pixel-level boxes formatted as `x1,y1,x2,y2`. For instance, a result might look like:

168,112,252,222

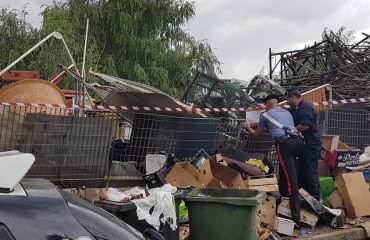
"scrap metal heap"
269,32,370,99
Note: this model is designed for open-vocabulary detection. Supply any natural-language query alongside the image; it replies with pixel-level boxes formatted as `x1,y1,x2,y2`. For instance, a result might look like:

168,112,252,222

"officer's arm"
242,121,266,137
296,124,309,132
296,105,314,132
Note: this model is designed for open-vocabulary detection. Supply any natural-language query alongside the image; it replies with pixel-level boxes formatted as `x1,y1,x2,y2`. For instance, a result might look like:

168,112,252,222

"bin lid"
185,188,266,206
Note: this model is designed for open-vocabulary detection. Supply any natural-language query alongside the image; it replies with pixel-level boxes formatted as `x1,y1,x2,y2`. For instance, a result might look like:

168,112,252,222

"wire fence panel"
0,105,116,181
0,103,369,185
325,108,370,150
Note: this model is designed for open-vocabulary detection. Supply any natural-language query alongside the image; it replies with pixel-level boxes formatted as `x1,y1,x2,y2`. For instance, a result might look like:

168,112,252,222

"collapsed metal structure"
269,32,370,99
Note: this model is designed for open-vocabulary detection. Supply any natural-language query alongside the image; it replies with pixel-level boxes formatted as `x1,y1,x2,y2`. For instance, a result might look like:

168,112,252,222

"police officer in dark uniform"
286,90,321,201
243,95,304,227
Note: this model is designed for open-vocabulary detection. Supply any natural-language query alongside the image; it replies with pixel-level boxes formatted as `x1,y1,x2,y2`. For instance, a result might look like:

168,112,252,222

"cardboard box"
328,190,344,209
274,217,294,236
277,199,319,227
197,160,246,189
321,135,339,151
321,135,362,167
317,159,330,177
258,195,276,227
210,154,228,167
165,162,202,188
335,172,370,218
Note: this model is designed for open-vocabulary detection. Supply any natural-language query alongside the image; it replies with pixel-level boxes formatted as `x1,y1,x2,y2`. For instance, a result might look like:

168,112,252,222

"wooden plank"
246,184,279,192
0,71,43,81
245,174,277,186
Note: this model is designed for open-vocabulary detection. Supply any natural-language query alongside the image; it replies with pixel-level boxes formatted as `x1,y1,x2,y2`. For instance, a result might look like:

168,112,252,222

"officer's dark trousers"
277,137,304,226
298,143,321,201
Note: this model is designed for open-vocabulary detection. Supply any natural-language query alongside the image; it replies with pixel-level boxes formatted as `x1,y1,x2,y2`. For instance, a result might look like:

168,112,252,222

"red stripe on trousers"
277,144,292,196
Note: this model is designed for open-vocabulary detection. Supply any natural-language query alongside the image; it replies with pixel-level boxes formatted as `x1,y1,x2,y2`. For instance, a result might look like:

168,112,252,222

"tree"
1,1,221,97
0,7,41,70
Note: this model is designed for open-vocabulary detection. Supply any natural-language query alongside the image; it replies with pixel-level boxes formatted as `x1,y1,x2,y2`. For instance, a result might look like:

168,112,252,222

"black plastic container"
94,190,187,240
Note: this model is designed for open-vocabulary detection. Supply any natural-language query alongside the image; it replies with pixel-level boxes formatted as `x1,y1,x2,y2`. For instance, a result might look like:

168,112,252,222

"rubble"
268,32,370,100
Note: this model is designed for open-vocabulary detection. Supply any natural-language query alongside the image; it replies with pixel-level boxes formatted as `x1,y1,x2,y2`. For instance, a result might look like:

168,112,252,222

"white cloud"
187,0,370,80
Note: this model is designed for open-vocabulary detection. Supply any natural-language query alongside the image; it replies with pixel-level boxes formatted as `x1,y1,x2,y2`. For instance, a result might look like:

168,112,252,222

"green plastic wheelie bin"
185,188,266,240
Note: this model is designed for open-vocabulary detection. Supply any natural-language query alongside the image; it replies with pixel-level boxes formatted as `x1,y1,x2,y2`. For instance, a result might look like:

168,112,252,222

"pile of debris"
139,133,370,239
269,32,370,99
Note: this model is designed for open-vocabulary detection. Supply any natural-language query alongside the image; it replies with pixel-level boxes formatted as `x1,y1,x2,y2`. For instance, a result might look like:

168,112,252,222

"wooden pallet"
245,174,277,187
247,184,279,192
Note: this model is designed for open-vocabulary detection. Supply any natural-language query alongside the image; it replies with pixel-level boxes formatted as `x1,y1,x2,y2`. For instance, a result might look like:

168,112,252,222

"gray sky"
2,0,370,81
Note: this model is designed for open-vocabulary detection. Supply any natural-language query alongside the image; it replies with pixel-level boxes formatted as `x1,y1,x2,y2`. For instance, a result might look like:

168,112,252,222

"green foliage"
0,0,221,96
323,26,356,45
0,7,41,70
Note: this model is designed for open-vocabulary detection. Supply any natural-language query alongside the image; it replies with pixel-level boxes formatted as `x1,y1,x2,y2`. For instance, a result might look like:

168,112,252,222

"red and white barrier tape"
0,97,369,112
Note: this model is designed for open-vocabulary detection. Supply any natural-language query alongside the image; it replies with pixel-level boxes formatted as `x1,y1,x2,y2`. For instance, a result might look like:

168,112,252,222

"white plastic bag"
133,187,177,230
359,146,370,165
106,188,129,202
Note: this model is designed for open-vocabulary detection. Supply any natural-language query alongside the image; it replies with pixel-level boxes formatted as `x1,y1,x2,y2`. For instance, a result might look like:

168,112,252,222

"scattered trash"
319,176,334,206
134,186,177,231
328,190,344,209
274,217,295,236
258,195,276,227
191,149,210,169
300,227,312,237
277,198,319,228
179,201,189,224
146,154,167,175
299,188,345,228
179,224,190,240
321,135,362,168
99,187,146,202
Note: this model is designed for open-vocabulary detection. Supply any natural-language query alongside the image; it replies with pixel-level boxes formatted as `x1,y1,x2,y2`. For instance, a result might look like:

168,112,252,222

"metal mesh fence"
0,104,369,186
0,105,116,181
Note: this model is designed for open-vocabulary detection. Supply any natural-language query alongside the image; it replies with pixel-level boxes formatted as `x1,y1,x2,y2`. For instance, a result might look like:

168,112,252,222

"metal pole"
269,48,272,79
0,32,60,76
0,31,80,77
81,19,89,105
50,64,74,83
59,36,80,76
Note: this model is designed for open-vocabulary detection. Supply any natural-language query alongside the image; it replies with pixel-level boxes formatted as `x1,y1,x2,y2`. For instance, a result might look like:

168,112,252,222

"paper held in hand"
245,111,261,126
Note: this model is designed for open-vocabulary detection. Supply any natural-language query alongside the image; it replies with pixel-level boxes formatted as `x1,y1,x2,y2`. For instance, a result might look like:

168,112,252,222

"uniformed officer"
286,90,322,201
243,95,304,227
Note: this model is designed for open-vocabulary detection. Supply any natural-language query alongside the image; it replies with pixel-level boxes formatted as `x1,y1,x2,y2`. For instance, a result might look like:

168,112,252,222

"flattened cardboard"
258,195,276,227
358,222,370,238
335,172,370,218
197,160,246,189
277,199,319,227
165,162,202,188
328,190,344,209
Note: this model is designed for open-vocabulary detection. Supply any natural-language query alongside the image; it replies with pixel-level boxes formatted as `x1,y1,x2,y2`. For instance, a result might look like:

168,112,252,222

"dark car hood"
0,178,144,240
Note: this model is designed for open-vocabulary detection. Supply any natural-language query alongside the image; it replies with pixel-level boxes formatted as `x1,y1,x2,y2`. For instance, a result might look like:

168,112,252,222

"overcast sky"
2,0,370,81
